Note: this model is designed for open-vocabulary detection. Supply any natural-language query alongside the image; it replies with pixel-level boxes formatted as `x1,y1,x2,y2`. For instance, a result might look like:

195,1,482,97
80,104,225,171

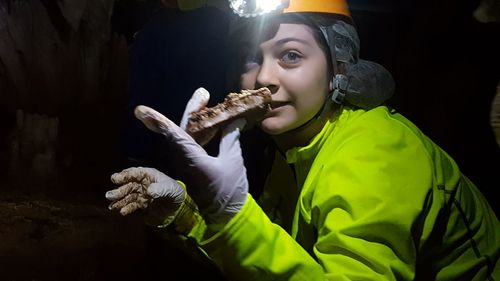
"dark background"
0,0,498,280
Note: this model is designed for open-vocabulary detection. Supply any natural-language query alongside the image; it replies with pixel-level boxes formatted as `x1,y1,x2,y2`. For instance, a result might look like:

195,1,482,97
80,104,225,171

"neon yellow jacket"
181,106,499,280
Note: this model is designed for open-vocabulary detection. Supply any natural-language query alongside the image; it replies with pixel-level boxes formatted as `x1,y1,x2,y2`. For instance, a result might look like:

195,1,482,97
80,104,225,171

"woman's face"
241,23,331,135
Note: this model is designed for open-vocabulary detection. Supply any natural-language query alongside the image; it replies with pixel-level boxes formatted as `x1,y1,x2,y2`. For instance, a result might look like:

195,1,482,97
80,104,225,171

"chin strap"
278,91,334,136
278,71,349,136
331,73,349,104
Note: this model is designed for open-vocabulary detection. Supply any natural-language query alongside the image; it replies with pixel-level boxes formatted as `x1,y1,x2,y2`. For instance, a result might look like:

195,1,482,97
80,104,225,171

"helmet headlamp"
229,0,286,17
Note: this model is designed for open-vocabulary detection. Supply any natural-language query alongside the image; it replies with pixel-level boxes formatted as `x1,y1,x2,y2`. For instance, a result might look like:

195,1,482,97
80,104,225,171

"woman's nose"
256,61,278,93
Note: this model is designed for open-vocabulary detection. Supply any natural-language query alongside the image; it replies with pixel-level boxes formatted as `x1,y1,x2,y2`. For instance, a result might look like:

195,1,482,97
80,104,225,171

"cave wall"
0,0,129,200
0,1,226,280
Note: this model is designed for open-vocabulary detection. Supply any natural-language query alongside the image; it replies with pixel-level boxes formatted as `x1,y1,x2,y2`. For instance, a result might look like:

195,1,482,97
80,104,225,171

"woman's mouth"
270,101,289,110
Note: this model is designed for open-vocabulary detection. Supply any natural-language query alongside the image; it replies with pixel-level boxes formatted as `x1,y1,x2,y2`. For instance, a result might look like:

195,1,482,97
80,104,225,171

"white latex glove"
105,167,185,226
134,104,248,225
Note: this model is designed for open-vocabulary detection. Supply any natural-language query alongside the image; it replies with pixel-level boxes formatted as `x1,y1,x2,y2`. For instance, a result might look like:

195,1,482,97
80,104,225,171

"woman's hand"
105,167,186,226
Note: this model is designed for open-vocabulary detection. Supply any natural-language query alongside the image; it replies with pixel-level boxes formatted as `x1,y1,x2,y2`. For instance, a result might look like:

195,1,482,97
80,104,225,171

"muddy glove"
134,104,248,226
105,167,181,217
106,167,203,232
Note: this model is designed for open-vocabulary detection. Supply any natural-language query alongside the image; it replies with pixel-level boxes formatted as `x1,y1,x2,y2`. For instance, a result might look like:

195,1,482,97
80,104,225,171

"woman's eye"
280,51,301,64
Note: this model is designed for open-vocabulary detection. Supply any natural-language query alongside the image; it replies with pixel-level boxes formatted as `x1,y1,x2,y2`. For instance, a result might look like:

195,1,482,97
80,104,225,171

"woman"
106,1,499,279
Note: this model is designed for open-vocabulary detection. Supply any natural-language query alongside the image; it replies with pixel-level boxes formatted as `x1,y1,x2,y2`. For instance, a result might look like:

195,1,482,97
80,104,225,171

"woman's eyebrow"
274,37,312,47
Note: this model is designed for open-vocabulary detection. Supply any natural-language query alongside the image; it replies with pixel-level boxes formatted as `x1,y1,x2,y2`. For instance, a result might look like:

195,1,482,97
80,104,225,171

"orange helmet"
282,0,350,18
230,0,351,18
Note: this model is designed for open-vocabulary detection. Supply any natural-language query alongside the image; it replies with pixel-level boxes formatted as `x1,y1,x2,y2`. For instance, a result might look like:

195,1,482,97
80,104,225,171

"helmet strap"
318,25,350,105
331,73,348,104
276,91,335,136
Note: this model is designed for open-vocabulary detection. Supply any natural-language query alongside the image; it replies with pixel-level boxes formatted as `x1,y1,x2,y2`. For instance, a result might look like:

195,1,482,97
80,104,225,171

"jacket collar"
285,106,349,164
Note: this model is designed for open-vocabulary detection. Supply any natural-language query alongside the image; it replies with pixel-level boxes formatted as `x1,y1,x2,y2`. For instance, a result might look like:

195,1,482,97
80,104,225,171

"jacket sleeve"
153,189,225,275
199,194,327,281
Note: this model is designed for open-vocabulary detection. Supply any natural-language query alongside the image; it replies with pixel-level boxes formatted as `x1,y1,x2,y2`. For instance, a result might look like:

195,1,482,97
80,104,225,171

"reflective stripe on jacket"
199,106,499,280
